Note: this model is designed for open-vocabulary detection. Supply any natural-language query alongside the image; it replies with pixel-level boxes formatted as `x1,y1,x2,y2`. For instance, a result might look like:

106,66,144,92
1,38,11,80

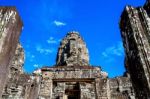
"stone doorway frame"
52,78,95,99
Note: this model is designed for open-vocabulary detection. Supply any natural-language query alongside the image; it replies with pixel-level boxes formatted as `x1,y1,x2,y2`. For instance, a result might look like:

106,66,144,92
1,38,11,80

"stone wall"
120,2,150,98
96,77,135,99
1,43,40,99
39,66,105,99
2,43,25,98
0,4,146,99
109,77,135,99
41,66,103,79
0,7,23,97
38,66,135,99
80,82,96,99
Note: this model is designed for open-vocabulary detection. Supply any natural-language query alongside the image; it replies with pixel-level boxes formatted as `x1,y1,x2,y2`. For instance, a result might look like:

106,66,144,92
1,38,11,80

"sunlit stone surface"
120,0,150,98
56,31,89,66
0,7,23,97
1,1,150,98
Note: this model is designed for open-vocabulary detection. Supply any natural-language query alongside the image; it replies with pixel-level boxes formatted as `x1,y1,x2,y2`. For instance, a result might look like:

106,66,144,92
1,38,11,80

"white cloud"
36,45,54,55
33,64,43,68
102,52,108,57
47,37,61,44
53,20,66,26
31,55,35,58
26,52,35,62
102,41,124,61
33,64,39,68
47,37,57,44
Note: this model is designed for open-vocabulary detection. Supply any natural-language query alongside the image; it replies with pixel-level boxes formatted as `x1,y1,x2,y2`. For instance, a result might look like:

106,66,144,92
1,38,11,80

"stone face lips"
0,7,23,97
56,31,89,66
120,2,150,99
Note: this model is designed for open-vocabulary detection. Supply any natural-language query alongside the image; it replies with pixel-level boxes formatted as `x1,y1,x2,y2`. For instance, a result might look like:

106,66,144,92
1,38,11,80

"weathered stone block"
0,7,23,97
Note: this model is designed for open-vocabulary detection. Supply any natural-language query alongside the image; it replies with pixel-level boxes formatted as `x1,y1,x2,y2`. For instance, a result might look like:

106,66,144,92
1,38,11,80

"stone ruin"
0,7,23,97
1,29,135,99
120,1,150,98
39,32,134,99
0,0,150,99
56,31,89,66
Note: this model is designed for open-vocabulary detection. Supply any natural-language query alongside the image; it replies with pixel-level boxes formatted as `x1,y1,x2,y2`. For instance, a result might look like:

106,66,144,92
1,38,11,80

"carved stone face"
69,40,77,56
56,32,89,66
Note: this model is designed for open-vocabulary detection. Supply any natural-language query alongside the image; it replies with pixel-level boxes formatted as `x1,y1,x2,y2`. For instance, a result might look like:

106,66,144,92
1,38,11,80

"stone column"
0,7,23,97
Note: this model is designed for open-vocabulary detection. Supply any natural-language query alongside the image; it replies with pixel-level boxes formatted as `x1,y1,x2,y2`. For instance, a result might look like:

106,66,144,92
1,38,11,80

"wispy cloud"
53,20,66,26
33,64,43,68
26,52,35,62
101,41,124,62
36,44,54,55
47,37,60,44
33,64,39,68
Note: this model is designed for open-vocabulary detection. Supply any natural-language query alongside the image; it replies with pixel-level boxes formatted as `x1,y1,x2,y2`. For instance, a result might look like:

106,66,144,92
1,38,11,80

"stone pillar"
80,82,96,99
0,7,23,97
39,79,53,99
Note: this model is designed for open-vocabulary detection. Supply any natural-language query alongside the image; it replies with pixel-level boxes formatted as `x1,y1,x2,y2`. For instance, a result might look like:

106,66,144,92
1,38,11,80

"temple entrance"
65,90,80,99
68,96,78,99
65,82,80,99
52,79,96,99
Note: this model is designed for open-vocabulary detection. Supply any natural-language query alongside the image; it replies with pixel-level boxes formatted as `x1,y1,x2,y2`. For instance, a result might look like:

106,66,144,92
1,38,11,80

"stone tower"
0,7,23,97
38,31,135,99
0,6,140,99
0,28,135,98
56,31,89,66
120,1,150,98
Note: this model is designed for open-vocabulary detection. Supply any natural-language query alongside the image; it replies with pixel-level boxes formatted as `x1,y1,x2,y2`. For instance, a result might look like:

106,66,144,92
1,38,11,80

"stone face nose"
56,31,89,66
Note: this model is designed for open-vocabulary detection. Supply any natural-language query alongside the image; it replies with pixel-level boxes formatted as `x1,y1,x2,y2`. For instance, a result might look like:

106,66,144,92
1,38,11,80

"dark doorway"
68,96,78,99
65,82,80,99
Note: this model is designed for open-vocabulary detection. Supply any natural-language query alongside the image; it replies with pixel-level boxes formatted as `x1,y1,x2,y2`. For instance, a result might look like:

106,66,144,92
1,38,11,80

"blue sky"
0,0,146,77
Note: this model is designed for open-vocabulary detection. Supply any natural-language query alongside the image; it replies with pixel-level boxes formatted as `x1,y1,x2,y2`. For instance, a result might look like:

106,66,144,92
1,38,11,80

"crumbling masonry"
0,0,150,99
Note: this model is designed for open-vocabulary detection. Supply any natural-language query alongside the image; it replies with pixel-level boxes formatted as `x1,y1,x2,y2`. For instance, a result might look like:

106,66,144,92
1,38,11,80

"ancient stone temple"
39,32,103,99
1,30,135,99
0,0,150,99
120,0,150,98
38,31,135,99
